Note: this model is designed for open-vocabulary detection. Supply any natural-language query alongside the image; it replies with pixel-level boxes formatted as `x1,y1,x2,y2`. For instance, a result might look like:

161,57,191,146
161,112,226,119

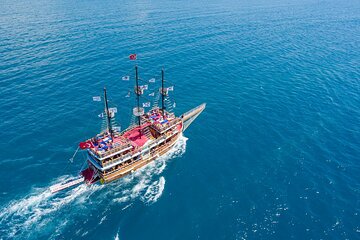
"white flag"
122,76,130,81
167,86,174,91
149,92,155,97
142,102,150,107
93,96,101,101
141,85,148,90
149,78,156,83
113,126,121,132
109,107,117,113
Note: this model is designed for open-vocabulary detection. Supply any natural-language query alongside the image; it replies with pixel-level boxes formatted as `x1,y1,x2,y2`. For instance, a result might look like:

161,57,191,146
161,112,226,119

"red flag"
129,54,137,60
79,140,94,149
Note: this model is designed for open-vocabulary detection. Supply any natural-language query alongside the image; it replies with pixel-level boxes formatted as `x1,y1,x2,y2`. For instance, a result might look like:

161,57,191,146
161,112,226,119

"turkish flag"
129,54,137,60
79,140,94,149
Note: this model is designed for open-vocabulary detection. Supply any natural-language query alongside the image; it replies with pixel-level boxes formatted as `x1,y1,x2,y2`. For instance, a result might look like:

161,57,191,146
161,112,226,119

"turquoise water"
1,0,360,239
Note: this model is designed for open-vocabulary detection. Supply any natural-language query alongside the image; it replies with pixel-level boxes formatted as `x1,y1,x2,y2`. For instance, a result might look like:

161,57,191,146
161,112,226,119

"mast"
103,87,112,136
161,68,165,116
135,65,141,126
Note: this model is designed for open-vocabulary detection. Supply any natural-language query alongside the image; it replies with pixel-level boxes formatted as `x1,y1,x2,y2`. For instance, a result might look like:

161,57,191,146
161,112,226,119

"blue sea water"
1,0,360,239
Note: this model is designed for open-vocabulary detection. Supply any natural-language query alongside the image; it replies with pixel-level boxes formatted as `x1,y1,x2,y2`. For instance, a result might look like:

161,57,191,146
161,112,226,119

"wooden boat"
50,66,205,193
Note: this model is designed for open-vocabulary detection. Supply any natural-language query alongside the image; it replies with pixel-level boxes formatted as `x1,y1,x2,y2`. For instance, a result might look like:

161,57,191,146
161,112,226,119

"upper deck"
142,108,181,133
87,132,133,160
86,108,181,160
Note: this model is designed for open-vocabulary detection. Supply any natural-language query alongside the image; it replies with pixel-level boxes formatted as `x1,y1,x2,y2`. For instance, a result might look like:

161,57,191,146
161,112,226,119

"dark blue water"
1,0,360,239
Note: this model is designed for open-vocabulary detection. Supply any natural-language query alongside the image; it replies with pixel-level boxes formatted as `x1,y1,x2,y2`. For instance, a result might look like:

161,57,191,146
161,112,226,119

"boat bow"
181,103,206,131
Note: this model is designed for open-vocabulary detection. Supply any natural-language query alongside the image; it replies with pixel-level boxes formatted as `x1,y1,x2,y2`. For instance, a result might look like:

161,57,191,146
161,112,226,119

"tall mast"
103,87,112,136
135,65,141,126
161,68,165,116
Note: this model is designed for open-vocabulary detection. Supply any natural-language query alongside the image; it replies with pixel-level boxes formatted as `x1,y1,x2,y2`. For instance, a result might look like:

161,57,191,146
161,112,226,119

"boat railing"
151,118,181,133
101,123,178,163
91,142,133,159
102,151,133,167
103,134,180,180
102,133,173,168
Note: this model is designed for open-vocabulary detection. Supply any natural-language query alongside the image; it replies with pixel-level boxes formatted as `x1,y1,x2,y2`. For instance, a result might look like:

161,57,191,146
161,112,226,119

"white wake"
112,134,188,205
0,134,188,239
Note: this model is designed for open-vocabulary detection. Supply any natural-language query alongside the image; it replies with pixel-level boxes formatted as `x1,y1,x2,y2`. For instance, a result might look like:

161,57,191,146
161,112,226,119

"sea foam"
0,134,188,239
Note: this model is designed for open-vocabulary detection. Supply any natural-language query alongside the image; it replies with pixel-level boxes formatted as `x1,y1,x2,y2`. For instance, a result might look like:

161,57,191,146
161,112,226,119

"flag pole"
135,65,141,127
161,68,165,117
103,87,112,137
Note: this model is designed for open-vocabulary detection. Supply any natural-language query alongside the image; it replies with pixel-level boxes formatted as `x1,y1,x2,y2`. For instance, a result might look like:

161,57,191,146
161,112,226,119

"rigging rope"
59,146,81,177
69,146,80,163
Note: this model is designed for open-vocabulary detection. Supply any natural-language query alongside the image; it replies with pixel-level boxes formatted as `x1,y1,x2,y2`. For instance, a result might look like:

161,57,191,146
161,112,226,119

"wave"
114,232,120,240
0,179,104,239
142,176,166,204
112,134,187,205
0,134,188,239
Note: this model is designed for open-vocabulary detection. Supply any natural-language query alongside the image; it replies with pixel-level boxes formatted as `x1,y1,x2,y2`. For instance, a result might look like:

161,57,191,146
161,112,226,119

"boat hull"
83,103,206,185
85,130,181,184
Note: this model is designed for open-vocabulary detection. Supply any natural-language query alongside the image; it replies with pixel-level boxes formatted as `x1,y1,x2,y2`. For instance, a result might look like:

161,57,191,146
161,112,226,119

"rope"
69,146,80,163
78,152,88,173
59,146,80,177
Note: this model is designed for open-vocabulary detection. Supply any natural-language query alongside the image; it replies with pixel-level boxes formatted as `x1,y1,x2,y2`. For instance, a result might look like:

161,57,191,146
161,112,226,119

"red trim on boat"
81,167,97,184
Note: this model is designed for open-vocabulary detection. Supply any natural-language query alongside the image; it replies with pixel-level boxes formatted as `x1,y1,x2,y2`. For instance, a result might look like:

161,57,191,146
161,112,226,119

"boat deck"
91,134,128,153
87,109,179,156
123,124,150,147
144,108,175,124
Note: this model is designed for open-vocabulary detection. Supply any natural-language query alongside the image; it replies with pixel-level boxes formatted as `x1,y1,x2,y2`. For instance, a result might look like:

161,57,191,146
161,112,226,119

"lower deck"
84,130,181,184
101,132,180,183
